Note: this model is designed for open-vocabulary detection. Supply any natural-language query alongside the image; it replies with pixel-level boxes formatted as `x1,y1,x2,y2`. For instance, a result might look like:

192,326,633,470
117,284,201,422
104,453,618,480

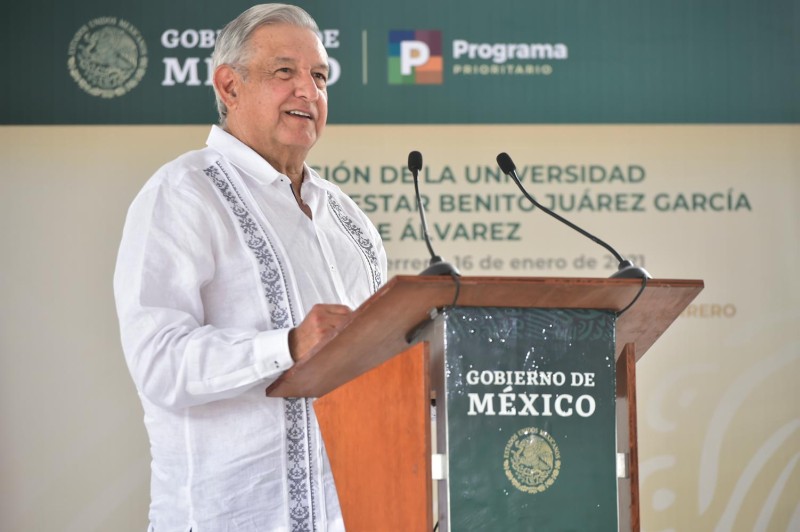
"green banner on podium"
442,307,617,530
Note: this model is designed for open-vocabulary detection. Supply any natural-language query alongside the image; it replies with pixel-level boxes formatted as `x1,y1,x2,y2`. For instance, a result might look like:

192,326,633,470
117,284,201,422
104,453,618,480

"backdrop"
1,1,798,530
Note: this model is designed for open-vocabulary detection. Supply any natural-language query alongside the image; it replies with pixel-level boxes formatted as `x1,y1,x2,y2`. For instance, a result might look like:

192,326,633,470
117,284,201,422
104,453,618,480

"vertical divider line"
362,30,368,85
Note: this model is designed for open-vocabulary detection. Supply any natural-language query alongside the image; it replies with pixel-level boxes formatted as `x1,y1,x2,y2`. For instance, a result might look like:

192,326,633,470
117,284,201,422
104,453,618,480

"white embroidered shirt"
114,126,387,531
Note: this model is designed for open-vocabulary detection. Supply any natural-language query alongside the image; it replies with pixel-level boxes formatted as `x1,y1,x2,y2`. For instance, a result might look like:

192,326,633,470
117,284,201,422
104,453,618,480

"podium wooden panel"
314,343,432,531
266,276,703,531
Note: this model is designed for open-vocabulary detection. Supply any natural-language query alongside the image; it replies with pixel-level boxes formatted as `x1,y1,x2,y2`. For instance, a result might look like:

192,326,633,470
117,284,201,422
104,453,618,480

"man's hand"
288,304,352,362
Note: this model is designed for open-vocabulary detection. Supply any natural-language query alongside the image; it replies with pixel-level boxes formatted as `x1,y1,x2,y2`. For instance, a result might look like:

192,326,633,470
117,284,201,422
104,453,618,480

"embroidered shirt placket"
203,161,316,532
326,195,383,293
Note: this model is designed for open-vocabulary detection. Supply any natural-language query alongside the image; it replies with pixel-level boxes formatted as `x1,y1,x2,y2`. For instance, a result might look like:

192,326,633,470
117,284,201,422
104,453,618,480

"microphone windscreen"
408,151,423,173
496,152,516,175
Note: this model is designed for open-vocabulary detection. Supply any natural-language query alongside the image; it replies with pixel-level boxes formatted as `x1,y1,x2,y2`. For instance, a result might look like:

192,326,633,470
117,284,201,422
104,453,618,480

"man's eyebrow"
268,56,329,72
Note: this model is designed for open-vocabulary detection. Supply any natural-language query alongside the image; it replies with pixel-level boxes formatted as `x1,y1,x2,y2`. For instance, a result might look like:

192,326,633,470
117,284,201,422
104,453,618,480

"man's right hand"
288,304,352,362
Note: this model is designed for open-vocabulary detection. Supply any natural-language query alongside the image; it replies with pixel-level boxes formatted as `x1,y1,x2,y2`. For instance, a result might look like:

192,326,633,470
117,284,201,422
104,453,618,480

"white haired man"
114,4,386,530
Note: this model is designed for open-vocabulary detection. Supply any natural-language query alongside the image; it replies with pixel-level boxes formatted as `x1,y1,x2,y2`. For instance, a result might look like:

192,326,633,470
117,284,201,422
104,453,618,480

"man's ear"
213,65,241,111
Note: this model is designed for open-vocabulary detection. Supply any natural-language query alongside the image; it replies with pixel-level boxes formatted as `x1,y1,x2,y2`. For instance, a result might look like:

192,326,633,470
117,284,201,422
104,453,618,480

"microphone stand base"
420,261,461,276
610,261,652,279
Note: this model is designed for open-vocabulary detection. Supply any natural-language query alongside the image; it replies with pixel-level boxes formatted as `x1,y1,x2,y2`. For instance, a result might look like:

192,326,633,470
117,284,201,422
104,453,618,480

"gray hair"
211,4,320,126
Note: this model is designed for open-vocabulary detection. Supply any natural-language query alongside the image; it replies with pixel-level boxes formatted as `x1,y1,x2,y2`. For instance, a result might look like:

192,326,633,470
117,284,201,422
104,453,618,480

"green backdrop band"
5,0,798,124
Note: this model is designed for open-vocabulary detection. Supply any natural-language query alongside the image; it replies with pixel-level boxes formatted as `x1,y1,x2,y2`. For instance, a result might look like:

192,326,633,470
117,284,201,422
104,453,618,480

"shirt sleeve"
114,177,294,410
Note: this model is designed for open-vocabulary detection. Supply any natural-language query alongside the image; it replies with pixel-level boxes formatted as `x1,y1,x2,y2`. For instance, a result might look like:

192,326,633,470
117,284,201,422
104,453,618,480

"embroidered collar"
206,125,291,185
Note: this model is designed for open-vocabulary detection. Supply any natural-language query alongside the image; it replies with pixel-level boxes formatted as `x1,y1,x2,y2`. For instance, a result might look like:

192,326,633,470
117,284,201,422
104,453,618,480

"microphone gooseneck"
496,152,651,279
408,151,460,277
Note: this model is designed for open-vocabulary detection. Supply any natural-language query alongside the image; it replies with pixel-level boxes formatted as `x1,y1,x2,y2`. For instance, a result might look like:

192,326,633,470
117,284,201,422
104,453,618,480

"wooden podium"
267,276,703,531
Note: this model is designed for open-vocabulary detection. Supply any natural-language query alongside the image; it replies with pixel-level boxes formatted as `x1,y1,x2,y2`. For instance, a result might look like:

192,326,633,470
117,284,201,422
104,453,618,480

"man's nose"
294,72,320,101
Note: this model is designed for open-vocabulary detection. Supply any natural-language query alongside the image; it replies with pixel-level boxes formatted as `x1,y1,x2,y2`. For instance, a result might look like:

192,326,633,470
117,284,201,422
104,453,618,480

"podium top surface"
267,275,703,398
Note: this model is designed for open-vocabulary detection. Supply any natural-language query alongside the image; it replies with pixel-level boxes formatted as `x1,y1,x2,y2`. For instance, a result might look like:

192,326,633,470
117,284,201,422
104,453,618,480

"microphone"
496,152,651,279
408,151,460,276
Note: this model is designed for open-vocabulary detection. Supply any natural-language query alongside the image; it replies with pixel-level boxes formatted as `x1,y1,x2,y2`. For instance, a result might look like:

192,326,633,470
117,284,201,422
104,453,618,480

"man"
114,4,386,530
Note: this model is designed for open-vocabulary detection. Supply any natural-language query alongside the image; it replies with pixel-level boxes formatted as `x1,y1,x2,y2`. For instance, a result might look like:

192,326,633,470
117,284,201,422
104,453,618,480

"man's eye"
313,72,328,86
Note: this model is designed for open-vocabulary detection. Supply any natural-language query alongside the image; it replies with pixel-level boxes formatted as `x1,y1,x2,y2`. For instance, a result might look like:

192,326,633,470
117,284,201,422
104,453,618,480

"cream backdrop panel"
1,125,797,531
